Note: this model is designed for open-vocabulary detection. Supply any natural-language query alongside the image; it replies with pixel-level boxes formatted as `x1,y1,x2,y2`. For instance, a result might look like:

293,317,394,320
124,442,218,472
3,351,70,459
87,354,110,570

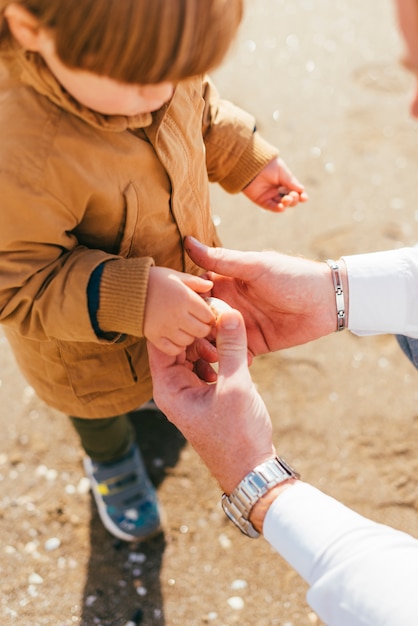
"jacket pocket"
58,338,141,404
118,182,139,258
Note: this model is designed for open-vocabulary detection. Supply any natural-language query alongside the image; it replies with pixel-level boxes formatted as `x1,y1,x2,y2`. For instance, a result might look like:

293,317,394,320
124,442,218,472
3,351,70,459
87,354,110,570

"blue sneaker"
84,443,163,542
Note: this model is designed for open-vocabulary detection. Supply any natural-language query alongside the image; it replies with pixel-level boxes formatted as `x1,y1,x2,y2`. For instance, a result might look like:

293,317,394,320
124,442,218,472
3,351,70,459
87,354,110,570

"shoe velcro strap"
97,471,137,497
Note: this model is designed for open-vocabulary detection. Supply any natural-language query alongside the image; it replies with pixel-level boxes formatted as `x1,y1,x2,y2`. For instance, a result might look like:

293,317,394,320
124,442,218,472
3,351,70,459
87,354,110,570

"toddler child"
0,0,307,542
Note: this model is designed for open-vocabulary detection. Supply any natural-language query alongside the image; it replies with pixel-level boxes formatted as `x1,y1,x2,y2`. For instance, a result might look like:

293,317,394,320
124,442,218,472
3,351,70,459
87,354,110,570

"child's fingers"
151,333,203,356
276,190,307,209
181,272,214,293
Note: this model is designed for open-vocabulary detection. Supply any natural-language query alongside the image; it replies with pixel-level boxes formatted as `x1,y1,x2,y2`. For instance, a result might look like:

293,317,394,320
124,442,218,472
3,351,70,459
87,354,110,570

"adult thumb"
216,309,250,380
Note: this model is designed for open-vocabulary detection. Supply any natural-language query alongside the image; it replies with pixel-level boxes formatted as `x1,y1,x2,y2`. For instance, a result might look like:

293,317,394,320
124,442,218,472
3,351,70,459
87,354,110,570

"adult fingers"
185,236,258,280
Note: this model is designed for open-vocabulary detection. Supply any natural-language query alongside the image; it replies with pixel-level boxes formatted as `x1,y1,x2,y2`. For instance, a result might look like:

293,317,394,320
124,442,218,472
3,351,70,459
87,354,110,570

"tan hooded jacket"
0,50,278,417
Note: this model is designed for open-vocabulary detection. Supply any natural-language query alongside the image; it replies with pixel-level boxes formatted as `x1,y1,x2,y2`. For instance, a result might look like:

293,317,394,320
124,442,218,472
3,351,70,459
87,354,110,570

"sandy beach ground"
2,1,418,624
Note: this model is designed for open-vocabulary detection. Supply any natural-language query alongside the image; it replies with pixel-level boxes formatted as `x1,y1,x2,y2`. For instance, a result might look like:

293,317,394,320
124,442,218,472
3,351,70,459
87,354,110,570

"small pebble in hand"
205,297,232,320
277,186,290,199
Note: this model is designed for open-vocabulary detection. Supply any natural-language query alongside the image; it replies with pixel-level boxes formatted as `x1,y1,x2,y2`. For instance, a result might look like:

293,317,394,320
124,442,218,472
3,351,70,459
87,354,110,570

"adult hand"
185,237,342,355
148,307,276,495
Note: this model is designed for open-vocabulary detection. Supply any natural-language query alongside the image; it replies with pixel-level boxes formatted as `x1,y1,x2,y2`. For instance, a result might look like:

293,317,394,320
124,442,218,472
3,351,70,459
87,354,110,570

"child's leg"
69,414,134,463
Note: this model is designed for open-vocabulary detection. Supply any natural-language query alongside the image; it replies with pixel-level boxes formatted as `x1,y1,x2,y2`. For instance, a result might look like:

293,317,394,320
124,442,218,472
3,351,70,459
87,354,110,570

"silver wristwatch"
221,456,300,538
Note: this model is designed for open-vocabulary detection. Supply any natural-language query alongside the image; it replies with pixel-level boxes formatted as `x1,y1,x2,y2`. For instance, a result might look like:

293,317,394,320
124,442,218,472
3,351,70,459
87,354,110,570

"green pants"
69,414,135,463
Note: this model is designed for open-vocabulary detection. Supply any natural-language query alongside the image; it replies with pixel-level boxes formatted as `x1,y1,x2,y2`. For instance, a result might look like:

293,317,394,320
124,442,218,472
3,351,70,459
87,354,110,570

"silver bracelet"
326,259,346,331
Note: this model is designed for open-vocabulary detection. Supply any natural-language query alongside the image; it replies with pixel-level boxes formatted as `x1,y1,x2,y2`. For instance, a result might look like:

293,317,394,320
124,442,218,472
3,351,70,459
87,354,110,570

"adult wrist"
249,479,298,533
221,457,300,537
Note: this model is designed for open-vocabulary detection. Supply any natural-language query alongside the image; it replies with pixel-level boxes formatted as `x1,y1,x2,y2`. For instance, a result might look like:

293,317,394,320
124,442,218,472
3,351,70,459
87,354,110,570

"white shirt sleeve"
264,481,418,626
342,246,418,337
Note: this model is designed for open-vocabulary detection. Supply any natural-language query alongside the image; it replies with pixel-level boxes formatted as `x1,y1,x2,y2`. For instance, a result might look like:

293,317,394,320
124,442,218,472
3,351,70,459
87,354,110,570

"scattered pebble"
28,572,43,585
244,39,257,53
22,386,35,402
44,537,61,551
46,468,58,481
35,464,48,477
231,579,248,590
218,533,231,549
27,585,39,598
24,541,39,554
56,557,77,570
227,596,244,610
128,552,146,564
135,586,147,596
310,146,321,157
77,477,91,494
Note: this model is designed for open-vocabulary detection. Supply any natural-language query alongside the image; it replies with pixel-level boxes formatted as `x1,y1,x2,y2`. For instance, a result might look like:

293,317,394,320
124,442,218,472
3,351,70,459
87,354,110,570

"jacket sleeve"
201,75,279,193
0,172,153,343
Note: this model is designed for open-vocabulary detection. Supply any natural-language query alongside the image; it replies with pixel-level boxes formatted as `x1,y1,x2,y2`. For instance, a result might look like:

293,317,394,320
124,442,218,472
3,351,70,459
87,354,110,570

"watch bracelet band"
326,259,346,331
221,456,300,538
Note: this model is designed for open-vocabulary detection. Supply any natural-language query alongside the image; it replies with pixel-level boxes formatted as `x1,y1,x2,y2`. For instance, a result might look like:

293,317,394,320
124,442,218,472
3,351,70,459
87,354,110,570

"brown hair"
0,0,243,83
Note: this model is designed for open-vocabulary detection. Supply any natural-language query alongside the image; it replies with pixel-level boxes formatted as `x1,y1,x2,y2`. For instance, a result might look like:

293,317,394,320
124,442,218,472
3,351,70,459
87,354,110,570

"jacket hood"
16,50,154,132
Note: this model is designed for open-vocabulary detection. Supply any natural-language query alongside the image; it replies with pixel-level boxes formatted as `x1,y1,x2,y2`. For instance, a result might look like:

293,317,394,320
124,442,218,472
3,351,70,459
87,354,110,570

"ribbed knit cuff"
97,257,154,338
219,132,279,194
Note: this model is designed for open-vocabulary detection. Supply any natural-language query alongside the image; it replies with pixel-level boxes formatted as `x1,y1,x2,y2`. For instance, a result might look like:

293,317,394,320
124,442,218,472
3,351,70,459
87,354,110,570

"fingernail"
221,311,240,329
188,236,204,248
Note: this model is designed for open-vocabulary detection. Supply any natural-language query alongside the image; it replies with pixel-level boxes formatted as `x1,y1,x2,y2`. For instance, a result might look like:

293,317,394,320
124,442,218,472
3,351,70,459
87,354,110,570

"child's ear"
4,3,43,52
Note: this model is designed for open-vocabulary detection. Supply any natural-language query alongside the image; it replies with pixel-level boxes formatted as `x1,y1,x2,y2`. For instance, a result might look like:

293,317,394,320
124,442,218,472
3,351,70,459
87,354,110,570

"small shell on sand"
205,297,232,319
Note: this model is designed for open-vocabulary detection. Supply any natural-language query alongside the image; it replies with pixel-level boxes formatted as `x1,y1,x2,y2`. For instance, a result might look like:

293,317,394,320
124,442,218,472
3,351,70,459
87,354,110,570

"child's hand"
242,157,308,212
144,266,215,355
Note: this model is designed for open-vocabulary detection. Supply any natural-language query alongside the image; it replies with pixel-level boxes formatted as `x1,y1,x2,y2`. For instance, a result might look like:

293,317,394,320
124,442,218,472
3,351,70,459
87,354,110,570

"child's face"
39,32,174,116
